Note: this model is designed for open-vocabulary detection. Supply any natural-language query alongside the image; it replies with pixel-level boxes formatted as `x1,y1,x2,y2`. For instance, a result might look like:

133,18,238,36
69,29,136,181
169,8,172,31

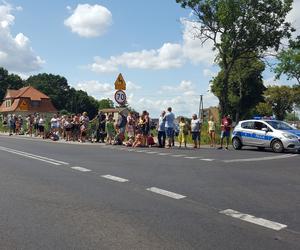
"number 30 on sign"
114,90,127,105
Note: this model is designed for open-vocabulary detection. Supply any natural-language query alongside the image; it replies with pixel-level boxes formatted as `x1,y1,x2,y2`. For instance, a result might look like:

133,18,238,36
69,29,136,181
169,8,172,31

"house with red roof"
0,86,57,115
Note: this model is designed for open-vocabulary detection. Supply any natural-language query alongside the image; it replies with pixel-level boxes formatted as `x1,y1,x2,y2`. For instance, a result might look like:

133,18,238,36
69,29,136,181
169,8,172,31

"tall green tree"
25,73,70,111
0,67,24,101
72,90,99,118
98,98,114,110
264,85,294,120
255,102,273,117
211,57,266,121
176,0,294,115
274,37,300,84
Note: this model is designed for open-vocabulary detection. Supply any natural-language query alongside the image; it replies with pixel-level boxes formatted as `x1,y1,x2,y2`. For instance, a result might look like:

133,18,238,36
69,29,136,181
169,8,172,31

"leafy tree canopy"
25,73,70,111
264,85,294,120
98,98,114,110
211,56,266,121
176,0,294,115
0,67,24,101
274,37,300,84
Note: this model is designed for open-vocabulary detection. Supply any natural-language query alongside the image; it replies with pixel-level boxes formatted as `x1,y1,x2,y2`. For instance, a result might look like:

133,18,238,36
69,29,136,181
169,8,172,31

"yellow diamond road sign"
114,73,126,90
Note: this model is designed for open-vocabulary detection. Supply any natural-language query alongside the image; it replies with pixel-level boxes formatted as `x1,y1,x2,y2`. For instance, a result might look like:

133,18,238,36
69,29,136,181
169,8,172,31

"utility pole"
198,95,204,122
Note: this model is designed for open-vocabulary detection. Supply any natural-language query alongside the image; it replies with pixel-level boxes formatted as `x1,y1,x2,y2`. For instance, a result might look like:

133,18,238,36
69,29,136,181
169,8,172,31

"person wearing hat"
218,114,232,150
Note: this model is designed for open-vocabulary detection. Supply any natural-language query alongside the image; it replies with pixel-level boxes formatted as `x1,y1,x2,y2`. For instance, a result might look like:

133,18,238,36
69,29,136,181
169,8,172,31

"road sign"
114,90,127,105
114,73,126,90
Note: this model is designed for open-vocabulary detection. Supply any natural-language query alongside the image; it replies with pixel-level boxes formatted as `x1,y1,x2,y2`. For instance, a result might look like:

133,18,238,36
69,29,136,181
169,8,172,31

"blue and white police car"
232,119,300,153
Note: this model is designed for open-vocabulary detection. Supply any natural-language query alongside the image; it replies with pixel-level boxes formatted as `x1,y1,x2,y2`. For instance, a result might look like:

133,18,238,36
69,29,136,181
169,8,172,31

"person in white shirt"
164,107,175,148
191,114,202,148
50,114,59,133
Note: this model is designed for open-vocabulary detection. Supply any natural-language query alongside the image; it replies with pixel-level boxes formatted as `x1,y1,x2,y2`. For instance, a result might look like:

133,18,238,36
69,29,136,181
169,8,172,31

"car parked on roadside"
232,119,300,153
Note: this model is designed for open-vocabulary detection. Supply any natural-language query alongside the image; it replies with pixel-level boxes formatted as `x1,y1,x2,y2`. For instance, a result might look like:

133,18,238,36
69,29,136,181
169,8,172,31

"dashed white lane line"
146,187,186,200
223,154,297,163
171,154,187,157
0,146,68,166
101,175,129,183
71,166,91,172
219,209,287,231
145,151,159,154
201,158,214,162
184,156,202,159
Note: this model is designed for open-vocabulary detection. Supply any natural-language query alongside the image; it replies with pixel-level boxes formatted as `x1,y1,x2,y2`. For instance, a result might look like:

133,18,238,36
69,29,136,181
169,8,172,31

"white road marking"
0,146,68,165
201,158,214,162
101,175,129,182
136,150,146,153
170,154,187,157
219,209,287,231
223,154,297,163
146,187,186,199
158,153,172,156
184,156,202,159
127,149,136,152
71,166,91,172
146,151,158,154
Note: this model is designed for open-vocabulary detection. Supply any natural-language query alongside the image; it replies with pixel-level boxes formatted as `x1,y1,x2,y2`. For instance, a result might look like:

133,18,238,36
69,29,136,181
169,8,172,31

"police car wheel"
232,137,242,150
271,140,284,153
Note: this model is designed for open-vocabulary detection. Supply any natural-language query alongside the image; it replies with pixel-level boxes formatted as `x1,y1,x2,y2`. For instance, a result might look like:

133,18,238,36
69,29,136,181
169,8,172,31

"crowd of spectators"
1,107,220,148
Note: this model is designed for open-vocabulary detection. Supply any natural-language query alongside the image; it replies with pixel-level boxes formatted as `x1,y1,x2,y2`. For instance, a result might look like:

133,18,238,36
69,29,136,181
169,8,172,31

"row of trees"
177,0,300,121
0,67,114,118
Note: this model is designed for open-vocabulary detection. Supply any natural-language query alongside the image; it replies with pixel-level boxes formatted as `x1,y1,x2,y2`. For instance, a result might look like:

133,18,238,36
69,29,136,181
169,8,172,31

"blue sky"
0,0,299,117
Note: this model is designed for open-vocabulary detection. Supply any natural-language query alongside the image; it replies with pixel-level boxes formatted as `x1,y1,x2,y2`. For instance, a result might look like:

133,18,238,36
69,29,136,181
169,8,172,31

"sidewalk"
0,132,227,149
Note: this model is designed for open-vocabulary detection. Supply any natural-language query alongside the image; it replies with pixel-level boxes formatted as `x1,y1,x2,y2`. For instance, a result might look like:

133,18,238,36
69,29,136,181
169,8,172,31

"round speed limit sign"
114,90,127,105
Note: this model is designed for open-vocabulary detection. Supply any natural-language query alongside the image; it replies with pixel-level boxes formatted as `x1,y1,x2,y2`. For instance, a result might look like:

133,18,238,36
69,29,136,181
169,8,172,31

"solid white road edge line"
219,209,287,231
0,147,61,165
223,154,297,163
0,146,69,165
71,166,91,172
146,187,186,200
158,153,172,156
101,175,129,182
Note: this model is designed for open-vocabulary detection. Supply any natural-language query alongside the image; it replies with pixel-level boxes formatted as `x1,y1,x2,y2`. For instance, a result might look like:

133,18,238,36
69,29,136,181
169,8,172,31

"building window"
5,100,11,107
31,101,41,107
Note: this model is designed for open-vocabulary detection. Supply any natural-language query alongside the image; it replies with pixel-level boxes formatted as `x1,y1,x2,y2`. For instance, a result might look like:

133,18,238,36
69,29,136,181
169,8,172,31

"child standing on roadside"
208,117,216,147
178,117,188,148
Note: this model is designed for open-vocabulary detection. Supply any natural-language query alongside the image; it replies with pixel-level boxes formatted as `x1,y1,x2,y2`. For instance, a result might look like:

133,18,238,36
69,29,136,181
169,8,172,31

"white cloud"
87,19,216,73
89,43,183,73
64,4,112,38
129,80,218,117
287,0,300,36
181,19,216,65
263,77,280,87
127,81,141,91
203,68,217,78
73,79,141,100
0,3,44,72
73,79,218,117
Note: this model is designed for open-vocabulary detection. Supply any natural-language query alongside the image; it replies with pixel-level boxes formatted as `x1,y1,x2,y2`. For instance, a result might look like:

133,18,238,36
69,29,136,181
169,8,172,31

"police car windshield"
265,121,294,130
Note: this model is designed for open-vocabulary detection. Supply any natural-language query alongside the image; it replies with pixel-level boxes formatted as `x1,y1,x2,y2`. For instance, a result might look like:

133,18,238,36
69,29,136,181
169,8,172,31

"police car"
232,118,300,153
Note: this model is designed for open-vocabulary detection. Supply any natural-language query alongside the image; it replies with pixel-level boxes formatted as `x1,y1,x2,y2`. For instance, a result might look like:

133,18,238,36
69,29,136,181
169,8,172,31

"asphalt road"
0,134,300,250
